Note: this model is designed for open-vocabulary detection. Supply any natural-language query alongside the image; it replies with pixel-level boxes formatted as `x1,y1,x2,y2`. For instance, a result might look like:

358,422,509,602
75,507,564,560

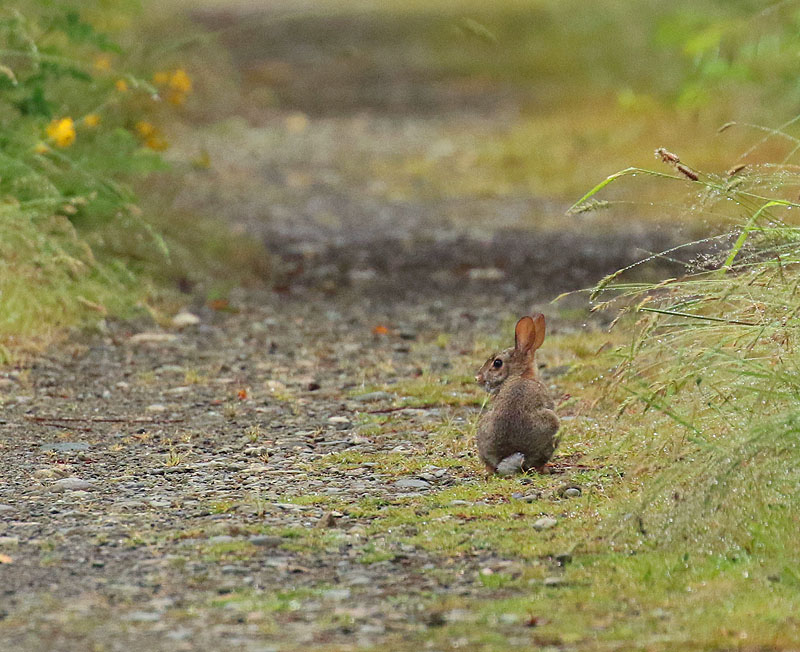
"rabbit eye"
492,358,503,368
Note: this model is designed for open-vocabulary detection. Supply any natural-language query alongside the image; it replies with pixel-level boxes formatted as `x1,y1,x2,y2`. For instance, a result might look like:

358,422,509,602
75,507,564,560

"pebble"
129,332,178,345
40,442,90,453
221,565,247,575
208,535,236,544
328,416,351,424
50,477,94,492
172,311,201,328
543,576,565,587
558,485,582,498
0,536,20,546
532,517,557,531
394,478,431,490
0,504,14,513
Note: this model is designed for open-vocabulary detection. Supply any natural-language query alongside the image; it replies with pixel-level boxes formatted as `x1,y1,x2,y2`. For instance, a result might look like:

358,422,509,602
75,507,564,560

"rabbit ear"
514,313,546,354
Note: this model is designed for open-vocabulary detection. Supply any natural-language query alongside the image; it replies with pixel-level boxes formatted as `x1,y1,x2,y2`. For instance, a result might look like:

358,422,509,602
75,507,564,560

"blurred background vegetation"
3,0,798,355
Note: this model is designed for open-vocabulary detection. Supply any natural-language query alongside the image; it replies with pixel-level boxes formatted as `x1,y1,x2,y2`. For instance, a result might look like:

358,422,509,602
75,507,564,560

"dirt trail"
1,5,676,651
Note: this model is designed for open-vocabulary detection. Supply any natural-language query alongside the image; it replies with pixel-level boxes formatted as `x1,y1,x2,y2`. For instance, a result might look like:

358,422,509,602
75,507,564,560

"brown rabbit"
475,314,560,474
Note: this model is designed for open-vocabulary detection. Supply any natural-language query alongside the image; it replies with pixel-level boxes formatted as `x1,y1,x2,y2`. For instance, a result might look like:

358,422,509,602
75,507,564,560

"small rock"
543,576,565,587
558,485,582,498
328,416,351,424
0,504,14,513
533,517,557,531
449,500,470,506
521,493,541,503
0,537,20,546
39,442,90,453
221,565,247,575
50,477,94,492
394,478,431,490
146,404,167,413
172,311,200,328
165,628,193,641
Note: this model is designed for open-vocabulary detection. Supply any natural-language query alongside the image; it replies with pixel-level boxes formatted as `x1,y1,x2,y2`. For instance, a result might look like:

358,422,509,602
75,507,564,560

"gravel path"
0,287,576,651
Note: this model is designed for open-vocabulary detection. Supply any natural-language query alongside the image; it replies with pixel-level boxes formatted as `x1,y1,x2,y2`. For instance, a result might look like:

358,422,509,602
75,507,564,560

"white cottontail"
475,314,560,474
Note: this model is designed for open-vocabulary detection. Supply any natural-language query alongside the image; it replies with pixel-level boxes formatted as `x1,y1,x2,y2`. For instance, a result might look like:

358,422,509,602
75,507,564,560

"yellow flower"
93,54,112,72
46,117,76,148
84,113,101,127
144,135,168,151
166,91,185,106
115,78,129,92
135,121,155,137
153,71,170,86
34,142,50,154
169,69,192,94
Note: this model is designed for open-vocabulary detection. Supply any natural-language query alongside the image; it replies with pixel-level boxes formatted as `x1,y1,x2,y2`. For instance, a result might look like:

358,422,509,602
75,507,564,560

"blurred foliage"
0,0,191,349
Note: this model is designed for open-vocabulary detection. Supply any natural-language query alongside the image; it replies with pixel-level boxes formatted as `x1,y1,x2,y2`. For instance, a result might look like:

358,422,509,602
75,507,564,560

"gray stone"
50,477,94,492
543,576,565,587
0,536,20,546
394,478,431,490
563,487,582,498
533,517,557,531
0,504,14,513
39,442,90,453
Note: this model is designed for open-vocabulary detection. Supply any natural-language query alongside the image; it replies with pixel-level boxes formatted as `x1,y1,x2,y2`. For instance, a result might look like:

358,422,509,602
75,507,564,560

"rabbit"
475,313,560,474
